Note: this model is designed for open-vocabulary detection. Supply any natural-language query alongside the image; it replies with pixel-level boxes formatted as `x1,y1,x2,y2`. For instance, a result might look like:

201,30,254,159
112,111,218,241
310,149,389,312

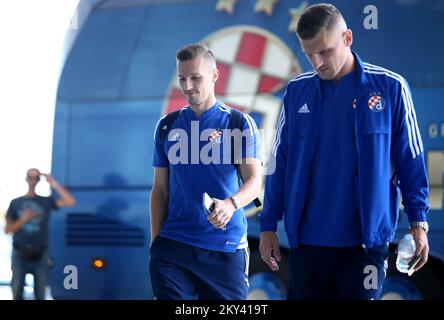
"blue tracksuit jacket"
260,53,429,249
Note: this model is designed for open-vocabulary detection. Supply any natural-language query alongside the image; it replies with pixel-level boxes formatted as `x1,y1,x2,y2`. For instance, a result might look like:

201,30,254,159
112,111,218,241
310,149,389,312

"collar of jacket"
309,51,375,98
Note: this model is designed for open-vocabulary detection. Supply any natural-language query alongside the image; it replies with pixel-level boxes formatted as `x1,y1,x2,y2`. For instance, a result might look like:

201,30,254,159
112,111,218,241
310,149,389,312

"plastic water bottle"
396,233,416,273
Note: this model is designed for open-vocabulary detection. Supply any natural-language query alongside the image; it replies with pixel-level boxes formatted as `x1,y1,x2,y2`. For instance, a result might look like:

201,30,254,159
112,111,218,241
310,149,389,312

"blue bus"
48,0,444,299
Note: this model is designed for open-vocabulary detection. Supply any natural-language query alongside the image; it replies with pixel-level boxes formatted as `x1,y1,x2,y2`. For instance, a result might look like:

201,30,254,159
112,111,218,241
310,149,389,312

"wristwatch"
229,196,240,210
409,221,429,234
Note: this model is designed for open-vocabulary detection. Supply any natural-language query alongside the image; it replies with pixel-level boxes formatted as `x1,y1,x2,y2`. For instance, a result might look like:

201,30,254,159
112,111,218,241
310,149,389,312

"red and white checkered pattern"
162,26,302,154
209,129,223,143
368,95,382,111
161,26,302,218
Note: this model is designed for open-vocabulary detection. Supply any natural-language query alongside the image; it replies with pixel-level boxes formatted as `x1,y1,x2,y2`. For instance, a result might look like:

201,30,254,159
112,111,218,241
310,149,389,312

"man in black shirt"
5,168,76,300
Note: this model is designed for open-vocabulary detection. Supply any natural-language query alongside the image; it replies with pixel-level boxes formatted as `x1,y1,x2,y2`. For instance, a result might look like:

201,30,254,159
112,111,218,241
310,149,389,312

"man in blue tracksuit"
149,44,262,299
259,3,429,300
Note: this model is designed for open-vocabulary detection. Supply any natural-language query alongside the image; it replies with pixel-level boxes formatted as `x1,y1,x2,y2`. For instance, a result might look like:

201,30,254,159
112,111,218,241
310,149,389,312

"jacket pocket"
357,117,389,135
354,176,360,215
389,174,401,228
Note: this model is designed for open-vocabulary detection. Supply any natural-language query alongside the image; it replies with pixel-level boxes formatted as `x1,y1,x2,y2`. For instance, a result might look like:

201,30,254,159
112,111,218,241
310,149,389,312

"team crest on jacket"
209,129,223,143
367,93,385,112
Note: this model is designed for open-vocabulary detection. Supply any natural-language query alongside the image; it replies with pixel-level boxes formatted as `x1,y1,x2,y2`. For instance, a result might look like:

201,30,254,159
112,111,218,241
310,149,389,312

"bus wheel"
381,250,444,300
247,249,289,300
